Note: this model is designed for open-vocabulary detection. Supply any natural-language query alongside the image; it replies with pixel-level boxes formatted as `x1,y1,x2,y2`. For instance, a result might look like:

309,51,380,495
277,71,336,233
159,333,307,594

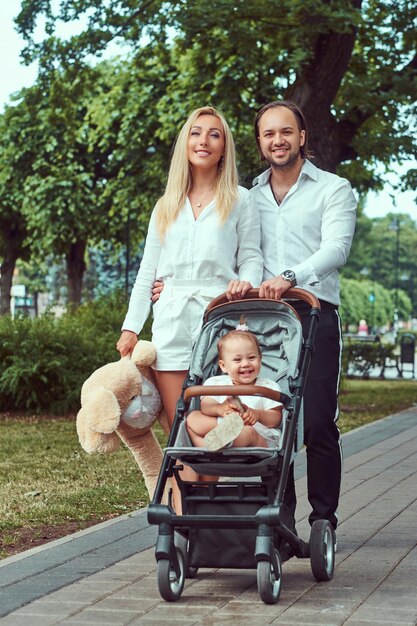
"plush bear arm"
131,340,157,367
77,409,120,454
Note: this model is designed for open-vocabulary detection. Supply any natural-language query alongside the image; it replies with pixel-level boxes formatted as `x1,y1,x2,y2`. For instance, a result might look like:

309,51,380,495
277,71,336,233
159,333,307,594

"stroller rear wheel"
257,549,282,604
309,520,335,581
157,547,185,602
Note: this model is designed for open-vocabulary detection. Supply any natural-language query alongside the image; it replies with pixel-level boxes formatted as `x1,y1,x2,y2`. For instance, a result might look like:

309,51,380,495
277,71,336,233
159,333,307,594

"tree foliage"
1,0,416,317
345,211,417,316
15,0,417,186
340,276,411,332
0,101,34,314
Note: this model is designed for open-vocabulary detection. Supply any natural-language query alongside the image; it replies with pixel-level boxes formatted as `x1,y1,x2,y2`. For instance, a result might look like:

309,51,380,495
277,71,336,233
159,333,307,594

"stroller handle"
184,384,282,404
206,287,321,313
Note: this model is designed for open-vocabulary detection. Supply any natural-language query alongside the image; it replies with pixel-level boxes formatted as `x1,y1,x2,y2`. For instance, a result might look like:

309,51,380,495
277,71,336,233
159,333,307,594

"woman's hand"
226,280,252,301
151,279,164,303
116,330,138,357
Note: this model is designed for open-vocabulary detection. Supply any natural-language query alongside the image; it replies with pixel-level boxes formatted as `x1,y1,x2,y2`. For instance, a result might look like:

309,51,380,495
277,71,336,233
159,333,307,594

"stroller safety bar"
205,287,321,318
183,384,285,404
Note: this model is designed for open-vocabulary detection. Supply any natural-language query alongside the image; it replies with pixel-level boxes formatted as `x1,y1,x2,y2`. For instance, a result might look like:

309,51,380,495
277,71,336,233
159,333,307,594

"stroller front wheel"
257,549,282,604
157,547,185,602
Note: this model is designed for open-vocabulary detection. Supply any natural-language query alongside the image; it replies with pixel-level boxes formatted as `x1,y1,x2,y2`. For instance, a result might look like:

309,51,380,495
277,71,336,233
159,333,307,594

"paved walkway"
1,407,417,625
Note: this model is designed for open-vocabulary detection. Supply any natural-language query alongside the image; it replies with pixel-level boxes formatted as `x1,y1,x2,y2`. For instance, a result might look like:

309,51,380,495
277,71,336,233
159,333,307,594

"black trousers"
284,303,342,530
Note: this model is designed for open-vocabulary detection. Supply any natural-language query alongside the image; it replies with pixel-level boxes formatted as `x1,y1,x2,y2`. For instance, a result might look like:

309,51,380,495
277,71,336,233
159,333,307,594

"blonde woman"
117,106,263,427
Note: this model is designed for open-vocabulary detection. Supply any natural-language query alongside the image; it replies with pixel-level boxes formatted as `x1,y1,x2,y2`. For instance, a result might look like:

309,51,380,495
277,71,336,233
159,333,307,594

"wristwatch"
280,270,297,288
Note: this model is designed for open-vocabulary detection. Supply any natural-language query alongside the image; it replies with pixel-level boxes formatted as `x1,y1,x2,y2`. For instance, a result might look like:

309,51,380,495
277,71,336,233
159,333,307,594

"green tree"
19,67,115,305
344,212,417,317
84,51,175,257
15,0,417,189
340,277,411,332
0,101,35,315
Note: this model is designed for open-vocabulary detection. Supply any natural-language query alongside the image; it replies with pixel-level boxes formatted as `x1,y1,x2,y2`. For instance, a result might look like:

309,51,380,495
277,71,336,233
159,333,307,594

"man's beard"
266,146,301,170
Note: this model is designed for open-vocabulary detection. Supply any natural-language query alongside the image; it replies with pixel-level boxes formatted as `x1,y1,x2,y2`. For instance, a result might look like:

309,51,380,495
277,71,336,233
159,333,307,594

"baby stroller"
148,288,335,604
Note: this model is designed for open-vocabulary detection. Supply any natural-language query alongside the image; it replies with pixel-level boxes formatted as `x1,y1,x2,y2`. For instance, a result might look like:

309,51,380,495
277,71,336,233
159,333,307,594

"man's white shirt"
251,159,357,305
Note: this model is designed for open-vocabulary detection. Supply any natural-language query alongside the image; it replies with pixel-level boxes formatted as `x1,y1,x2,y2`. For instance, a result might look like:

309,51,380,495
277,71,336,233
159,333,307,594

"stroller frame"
148,288,335,603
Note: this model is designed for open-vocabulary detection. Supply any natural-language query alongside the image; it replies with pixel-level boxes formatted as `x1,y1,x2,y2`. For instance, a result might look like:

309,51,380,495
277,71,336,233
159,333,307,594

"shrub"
0,291,152,414
342,339,396,378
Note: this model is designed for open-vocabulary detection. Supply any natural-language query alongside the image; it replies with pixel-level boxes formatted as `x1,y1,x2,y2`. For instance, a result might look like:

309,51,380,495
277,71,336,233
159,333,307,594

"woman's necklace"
192,187,213,208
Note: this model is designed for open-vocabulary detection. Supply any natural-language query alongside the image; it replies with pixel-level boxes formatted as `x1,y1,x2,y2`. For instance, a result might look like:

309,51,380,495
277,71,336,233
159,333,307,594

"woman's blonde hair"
155,106,238,239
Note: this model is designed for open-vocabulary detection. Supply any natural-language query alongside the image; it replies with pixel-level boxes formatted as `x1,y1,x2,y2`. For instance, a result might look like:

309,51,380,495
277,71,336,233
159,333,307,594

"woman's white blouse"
122,186,263,334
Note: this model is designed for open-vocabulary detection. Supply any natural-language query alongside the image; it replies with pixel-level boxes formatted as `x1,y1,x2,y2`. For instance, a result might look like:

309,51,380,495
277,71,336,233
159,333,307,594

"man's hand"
151,279,164,303
259,276,291,300
116,330,138,357
226,280,252,301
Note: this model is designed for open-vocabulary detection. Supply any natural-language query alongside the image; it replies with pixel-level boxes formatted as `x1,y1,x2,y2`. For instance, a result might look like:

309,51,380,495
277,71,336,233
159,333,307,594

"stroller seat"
165,418,283,477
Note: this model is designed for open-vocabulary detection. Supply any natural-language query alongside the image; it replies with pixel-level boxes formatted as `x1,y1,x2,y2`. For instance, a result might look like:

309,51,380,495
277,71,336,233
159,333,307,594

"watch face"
282,271,296,286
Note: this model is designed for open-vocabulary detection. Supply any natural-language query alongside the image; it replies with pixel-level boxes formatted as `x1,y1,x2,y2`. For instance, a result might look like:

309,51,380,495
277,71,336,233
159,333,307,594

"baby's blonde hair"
217,318,261,359
155,106,238,239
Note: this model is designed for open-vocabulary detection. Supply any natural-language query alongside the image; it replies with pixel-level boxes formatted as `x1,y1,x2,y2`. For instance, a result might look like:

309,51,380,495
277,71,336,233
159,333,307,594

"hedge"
0,291,151,414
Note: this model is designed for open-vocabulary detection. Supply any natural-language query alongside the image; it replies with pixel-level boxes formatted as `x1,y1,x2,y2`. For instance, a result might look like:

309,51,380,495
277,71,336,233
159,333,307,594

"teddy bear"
76,340,170,499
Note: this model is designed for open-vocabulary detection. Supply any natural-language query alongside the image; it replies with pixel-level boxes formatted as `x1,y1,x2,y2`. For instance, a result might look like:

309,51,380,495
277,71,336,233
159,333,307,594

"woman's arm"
117,210,162,355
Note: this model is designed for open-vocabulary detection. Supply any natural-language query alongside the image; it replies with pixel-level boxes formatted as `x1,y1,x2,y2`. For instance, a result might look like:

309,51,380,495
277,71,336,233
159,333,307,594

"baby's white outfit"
122,187,263,369
203,374,282,448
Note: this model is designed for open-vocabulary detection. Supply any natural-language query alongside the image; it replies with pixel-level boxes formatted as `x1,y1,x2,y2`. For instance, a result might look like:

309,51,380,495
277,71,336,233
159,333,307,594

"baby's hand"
218,399,240,417
225,396,246,416
242,408,259,426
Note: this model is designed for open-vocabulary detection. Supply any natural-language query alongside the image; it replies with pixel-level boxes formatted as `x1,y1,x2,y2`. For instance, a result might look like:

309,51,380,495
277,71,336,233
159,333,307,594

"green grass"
0,415,167,558
338,378,417,432
0,377,416,558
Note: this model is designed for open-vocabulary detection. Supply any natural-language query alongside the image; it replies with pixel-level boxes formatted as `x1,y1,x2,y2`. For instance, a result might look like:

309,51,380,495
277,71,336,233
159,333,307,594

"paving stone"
0,615,64,626
202,616,278,625
126,618,198,626
138,604,215,620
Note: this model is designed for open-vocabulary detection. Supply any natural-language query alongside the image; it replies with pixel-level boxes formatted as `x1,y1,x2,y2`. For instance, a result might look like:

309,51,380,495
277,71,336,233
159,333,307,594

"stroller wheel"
174,532,198,578
157,547,185,602
257,549,282,604
309,520,335,581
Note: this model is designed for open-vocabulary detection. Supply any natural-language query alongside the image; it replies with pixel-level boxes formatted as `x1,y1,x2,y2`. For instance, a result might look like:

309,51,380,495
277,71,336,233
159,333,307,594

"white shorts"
151,279,227,370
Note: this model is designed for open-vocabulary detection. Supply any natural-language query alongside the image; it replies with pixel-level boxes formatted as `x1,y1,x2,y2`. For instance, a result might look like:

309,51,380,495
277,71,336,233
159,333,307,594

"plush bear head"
76,340,169,497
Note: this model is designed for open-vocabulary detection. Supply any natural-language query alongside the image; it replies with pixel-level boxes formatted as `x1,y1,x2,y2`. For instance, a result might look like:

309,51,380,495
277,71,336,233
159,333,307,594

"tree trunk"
0,247,19,316
286,0,362,172
65,240,87,306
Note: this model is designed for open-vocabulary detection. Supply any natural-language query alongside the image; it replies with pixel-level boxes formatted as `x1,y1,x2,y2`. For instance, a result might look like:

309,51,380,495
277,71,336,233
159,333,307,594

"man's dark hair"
254,100,311,160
